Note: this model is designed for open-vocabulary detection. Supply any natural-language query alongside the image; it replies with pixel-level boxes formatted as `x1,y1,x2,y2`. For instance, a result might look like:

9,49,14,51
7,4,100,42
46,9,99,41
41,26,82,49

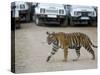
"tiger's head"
46,32,57,45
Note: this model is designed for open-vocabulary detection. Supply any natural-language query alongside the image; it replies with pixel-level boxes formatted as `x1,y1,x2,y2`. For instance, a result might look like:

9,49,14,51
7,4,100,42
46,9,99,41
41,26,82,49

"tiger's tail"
89,39,97,48
91,44,97,48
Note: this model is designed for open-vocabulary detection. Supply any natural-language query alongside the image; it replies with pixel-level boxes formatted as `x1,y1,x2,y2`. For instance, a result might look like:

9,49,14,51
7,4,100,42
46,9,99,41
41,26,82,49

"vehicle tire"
32,15,35,22
35,17,41,26
26,15,30,22
61,16,68,27
61,20,68,27
16,22,21,29
91,22,97,27
70,18,74,26
15,18,21,29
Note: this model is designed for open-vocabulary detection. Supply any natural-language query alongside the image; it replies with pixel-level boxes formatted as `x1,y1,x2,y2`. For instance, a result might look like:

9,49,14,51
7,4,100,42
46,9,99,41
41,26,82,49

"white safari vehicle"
69,5,97,26
12,1,31,22
34,3,67,26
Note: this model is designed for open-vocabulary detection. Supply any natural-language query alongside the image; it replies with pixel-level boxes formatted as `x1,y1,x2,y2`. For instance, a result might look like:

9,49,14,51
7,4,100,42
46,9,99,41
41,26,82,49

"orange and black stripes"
46,32,97,62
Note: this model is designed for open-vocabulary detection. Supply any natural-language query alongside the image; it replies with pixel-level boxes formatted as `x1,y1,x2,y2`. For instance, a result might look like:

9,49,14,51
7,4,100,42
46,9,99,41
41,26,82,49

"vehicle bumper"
19,10,28,15
36,14,66,24
70,16,97,24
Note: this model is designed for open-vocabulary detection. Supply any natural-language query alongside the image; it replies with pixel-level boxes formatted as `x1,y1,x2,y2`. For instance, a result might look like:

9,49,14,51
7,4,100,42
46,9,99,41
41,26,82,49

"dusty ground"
15,23,97,73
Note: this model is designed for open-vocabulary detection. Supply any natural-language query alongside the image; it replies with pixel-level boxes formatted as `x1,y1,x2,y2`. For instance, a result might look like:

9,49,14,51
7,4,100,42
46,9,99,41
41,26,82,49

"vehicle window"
20,4,25,9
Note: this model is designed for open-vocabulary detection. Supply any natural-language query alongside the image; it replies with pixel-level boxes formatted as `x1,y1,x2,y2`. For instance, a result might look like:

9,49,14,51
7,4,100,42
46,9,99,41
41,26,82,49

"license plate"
80,17,89,20
47,15,57,18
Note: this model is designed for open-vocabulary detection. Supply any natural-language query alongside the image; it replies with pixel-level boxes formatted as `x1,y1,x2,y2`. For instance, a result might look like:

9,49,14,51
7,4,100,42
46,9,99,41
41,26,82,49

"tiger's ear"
46,31,50,35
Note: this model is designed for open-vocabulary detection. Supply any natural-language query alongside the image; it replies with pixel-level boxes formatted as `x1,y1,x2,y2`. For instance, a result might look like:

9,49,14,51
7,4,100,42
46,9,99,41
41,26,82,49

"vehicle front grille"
80,12,91,16
46,10,58,14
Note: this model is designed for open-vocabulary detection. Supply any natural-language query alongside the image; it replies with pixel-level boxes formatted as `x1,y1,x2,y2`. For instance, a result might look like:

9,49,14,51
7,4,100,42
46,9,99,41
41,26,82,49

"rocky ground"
15,23,97,73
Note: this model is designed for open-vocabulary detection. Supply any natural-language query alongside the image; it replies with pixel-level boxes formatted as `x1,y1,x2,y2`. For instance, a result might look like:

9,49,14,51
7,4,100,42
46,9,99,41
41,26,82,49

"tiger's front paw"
46,56,51,62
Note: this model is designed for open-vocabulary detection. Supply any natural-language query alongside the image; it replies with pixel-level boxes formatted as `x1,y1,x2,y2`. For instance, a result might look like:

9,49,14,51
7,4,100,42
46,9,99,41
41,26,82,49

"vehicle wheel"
91,22,97,27
32,16,35,22
70,19,74,26
61,20,68,27
16,24,21,29
16,22,21,29
61,19,68,27
35,17,41,26
69,16,75,26
15,20,21,29
26,15,30,22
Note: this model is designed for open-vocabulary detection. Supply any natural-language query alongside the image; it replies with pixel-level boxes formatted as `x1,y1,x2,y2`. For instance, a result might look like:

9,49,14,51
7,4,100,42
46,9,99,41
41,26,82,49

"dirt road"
15,23,97,73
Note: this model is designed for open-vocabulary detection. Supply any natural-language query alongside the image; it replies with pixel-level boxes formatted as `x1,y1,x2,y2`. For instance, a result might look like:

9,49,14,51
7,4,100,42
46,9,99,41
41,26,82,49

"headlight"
40,8,45,13
88,12,96,16
74,11,81,16
59,10,64,14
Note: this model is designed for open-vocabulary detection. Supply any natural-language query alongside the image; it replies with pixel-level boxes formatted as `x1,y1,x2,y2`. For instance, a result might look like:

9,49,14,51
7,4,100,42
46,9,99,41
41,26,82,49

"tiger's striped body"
46,32,97,62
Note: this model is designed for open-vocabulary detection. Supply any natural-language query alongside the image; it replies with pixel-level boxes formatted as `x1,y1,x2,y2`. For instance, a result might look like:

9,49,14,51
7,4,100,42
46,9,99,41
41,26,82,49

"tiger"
46,31,97,62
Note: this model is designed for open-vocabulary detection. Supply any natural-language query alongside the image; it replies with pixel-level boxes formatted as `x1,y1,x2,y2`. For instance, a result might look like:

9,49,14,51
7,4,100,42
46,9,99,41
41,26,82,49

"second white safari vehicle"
69,5,97,26
34,3,67,26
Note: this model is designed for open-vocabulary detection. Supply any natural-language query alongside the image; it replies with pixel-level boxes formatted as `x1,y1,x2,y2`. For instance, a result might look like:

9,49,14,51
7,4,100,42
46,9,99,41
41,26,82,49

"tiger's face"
46,32,56,45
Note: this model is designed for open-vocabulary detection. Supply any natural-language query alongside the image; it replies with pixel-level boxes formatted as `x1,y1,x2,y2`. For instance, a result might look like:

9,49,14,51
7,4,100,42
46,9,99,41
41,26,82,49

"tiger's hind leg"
84,45,95,60
73,47,81,61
